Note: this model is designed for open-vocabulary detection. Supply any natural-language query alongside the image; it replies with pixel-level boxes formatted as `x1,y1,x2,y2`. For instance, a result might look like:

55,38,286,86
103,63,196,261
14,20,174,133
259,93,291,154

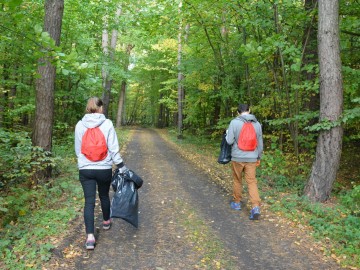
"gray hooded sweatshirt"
225,113,263,162
74,113,124,170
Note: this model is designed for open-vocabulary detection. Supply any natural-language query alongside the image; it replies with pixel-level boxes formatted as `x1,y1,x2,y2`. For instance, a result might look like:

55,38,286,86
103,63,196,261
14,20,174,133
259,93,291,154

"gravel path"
61,128,341,270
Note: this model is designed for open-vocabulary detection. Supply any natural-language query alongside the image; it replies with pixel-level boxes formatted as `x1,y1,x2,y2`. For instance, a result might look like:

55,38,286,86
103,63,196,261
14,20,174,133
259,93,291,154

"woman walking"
75,97,127,250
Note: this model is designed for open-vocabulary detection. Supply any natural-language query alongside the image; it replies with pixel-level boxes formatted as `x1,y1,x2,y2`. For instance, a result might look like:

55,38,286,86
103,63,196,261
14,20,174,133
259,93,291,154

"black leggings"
79,169,112,234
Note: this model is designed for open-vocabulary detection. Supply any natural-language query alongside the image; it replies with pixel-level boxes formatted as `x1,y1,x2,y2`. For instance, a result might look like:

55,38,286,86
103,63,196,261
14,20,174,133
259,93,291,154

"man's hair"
237,104,250,114
86,97,103,113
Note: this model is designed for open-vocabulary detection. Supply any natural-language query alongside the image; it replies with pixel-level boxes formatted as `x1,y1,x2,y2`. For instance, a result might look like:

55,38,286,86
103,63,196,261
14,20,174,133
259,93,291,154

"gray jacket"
74,113,124,170
225,114,263,162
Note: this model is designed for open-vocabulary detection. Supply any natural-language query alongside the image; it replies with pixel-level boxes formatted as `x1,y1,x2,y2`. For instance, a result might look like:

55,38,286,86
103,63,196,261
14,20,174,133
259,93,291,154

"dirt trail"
54,128,341,270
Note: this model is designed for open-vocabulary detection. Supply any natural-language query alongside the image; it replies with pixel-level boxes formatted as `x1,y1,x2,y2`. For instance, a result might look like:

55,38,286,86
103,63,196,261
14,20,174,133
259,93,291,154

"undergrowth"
164,128,360,269
0,146,83,270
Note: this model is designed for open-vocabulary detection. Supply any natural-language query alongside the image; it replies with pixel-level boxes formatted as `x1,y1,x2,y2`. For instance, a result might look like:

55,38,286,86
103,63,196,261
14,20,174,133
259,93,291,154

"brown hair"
86,97,103,113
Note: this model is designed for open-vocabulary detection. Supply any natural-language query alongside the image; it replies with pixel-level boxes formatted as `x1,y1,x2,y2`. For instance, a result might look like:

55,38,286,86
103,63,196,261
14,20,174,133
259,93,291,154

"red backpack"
81,126,108,162
237,119,257,151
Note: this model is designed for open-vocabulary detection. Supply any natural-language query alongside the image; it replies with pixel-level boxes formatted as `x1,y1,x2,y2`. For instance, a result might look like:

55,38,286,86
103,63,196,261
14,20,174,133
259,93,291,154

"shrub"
0,129,58,189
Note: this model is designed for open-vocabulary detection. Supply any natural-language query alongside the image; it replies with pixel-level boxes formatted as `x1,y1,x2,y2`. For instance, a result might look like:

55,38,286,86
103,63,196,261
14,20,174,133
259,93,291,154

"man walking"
226,104,263,220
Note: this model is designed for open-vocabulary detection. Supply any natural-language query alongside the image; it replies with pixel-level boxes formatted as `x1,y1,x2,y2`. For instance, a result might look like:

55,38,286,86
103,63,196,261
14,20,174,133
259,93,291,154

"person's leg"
79,170,97,249
244,162,261,220
94,169,112,224
244,162,261,207
231,161,245,205
79,170,97,234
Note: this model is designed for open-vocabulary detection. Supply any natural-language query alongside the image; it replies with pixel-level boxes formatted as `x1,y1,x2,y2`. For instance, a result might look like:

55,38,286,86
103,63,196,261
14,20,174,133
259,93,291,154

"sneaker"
230,202,241,210
103,219,112,230
85,240,95,250
249,206,260,220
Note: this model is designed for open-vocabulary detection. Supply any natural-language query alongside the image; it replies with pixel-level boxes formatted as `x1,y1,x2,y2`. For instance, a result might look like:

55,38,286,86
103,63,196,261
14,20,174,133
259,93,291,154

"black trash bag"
124,169,143,189
110,169,143,228
217,132,232,164
111,169,143,191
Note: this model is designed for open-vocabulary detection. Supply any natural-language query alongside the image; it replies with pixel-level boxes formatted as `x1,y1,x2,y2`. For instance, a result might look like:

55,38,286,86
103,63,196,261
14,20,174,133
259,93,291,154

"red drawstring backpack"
81,125,108,161
237,119,257,151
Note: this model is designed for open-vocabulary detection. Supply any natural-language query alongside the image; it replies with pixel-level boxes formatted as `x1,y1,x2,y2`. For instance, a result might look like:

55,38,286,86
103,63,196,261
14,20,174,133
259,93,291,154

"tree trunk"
304,0,343,202
242,27,251,104
116,80,126,127
158,92,165,128
101,27,111,117
273,3,300,159
0,62,9,128
32,0,64,180
177,0,184,139
102,7,121,117
116,44,133,128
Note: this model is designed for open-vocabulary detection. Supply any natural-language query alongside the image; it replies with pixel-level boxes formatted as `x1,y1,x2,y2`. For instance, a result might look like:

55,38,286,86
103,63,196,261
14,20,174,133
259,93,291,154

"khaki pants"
231,161,261,208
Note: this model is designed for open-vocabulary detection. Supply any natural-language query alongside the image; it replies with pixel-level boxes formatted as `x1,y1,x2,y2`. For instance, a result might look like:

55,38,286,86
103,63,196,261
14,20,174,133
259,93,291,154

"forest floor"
44,127,345,270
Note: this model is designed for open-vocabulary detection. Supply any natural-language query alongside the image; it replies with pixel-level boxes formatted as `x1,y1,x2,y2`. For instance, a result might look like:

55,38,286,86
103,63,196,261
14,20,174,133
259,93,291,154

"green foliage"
0,129,59,189
0,181,82,268
2,0,359,156
0,202,81,269
339,183,360,216
306,118,342,132
267,111,319,127
0,144,82,269
259,148,310,192
263,192,360,268
4,0,24,8
342,98,360,141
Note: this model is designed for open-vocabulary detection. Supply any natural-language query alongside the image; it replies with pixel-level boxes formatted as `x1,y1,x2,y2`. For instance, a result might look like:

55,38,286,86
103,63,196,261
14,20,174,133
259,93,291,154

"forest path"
54,128,340,270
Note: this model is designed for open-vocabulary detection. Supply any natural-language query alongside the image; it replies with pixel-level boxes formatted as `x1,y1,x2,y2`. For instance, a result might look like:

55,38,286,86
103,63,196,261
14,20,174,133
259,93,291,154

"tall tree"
102,6,121,117
32,0,64,179
116,44,134,128
177,0,184,138
304,0,343,202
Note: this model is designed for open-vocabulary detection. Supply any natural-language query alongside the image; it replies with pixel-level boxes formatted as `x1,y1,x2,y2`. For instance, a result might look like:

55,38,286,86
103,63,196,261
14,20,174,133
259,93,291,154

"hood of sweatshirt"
237,113,257,122
81,113,106,128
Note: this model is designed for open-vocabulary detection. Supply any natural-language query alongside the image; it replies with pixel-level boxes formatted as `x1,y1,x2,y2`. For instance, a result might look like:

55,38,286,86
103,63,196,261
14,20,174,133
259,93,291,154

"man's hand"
256,160,261,167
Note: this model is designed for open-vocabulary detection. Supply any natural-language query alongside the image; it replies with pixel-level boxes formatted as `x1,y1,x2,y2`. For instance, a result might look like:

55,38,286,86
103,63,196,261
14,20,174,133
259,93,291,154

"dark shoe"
85,240,95,250
249,206,260,220
103,219,112,230
230,202,241,210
